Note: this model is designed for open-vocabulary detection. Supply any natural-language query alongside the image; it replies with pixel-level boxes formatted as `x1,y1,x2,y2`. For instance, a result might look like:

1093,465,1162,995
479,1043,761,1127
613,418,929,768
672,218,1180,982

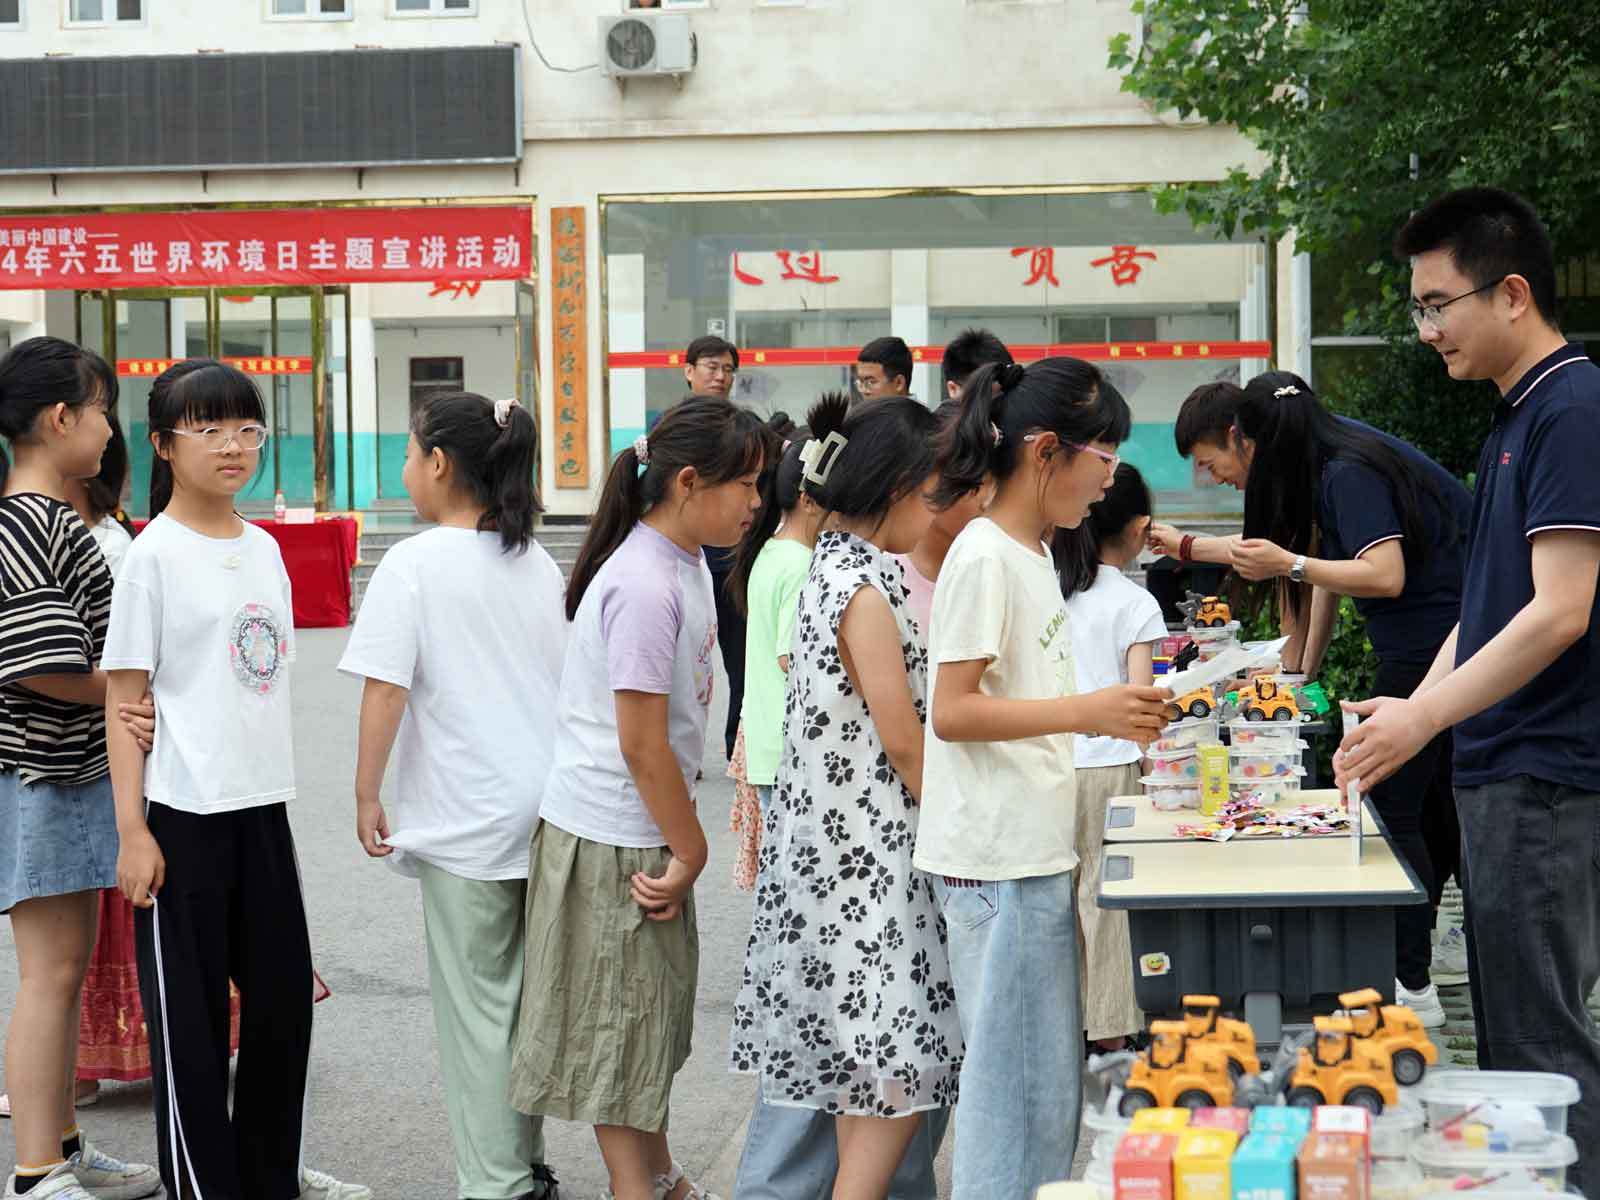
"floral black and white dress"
730,531,962,1117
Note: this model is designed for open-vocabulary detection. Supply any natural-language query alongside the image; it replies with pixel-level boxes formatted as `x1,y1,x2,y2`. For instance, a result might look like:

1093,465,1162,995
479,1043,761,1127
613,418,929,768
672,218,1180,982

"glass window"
0,0,21,28
67,0,142,22
270,0,352,18
391,0,472,13
603,190,1268,515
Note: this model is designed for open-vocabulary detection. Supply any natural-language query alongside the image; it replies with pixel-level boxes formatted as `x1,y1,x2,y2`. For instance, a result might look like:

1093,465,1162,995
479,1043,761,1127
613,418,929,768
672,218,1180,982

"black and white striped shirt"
0,494,113,784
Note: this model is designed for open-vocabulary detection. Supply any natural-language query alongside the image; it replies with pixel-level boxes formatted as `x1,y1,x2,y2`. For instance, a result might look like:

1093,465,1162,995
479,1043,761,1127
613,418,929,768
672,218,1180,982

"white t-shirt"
1066,563,1168,769
538,522,718,848
337,528,567,881
89,516,133,579
915,517,1080,881
101,513,296,815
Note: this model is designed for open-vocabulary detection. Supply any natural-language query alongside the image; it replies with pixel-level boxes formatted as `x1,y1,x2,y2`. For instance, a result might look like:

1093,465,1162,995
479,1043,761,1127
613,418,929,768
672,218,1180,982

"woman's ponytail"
933,361,1010,507
484,401,541,554
730,433,809,618
566,442,648,620
566,395,771,621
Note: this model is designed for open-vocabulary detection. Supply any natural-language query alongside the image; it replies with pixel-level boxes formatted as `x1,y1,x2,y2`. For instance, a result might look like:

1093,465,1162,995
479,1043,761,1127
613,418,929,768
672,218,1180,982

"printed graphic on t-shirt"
1040,609,1072,693
694,621,717,708
229,602,287,695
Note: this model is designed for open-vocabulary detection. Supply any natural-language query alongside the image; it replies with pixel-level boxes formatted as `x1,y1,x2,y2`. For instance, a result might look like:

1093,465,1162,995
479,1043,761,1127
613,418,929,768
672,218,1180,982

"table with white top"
1097,788,1425,1042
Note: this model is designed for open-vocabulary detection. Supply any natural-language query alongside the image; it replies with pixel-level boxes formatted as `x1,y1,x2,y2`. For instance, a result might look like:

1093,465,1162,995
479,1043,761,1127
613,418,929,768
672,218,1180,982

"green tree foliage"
1114,0,1600,701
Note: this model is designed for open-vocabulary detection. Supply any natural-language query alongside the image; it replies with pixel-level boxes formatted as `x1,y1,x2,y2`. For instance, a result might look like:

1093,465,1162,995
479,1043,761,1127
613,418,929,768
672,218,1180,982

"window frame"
63,0,147,27
387,0,475,17
0,0,24,32
265,0,354,22
628,0,711,8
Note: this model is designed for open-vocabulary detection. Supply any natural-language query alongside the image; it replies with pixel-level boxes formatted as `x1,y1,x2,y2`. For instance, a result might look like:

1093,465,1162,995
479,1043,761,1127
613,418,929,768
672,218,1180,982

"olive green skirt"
508,820,699,1132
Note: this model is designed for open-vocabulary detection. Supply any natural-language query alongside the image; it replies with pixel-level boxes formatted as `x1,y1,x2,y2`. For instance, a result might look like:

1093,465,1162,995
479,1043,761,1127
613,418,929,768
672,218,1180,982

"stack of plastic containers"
1410,1070,1580,1193
1141,716,1218,811
1228,718,1306,798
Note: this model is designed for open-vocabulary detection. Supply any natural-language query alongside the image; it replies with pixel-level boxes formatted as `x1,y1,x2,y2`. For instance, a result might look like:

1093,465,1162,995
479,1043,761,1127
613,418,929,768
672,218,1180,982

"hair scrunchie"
997,362,1027,392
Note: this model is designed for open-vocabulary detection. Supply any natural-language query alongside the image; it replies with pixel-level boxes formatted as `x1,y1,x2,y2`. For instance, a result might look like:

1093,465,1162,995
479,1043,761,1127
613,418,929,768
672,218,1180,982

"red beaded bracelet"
1179,534,1195,562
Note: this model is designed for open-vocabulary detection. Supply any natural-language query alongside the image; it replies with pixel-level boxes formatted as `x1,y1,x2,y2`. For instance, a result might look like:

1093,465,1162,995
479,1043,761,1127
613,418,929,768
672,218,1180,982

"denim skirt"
0,770,119,912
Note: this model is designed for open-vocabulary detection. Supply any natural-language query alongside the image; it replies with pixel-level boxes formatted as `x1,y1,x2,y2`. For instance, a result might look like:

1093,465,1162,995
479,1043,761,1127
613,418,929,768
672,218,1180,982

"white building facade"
0,0,1303,519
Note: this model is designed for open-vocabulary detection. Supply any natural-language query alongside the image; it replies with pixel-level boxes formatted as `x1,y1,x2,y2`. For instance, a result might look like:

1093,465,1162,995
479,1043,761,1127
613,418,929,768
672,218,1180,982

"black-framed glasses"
1408,276,1505,331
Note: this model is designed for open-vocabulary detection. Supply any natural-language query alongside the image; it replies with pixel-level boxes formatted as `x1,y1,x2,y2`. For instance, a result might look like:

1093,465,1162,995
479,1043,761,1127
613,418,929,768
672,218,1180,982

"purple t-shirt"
539,522,718,847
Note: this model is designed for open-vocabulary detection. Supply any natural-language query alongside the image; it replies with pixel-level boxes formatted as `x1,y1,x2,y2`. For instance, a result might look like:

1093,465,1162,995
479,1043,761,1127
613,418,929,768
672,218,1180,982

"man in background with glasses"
855,336,913,402
683,335,739,401
1337,187,1600,1183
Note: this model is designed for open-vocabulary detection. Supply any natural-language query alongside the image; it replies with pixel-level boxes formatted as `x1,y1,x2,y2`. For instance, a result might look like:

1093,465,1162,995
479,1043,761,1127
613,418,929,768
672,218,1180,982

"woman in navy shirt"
1229,370,1471,1026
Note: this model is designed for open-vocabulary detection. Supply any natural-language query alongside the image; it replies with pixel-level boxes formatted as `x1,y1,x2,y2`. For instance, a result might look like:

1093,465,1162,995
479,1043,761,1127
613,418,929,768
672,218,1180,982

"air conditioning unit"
599,13,697,81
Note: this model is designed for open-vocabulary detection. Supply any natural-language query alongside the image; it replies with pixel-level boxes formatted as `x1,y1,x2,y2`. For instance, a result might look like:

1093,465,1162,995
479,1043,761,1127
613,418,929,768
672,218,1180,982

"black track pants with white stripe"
134,801,314,1200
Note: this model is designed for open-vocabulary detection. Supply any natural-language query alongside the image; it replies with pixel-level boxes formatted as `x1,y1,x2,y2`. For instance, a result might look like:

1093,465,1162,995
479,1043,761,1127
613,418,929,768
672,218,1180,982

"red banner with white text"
0,205,532,290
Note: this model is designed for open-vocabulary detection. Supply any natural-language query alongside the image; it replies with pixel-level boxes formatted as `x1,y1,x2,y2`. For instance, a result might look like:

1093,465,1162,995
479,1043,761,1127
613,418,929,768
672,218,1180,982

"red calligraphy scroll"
0,206,532,291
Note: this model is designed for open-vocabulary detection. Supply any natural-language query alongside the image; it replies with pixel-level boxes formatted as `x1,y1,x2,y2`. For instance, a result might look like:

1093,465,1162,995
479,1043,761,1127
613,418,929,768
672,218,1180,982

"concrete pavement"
1,627,762,1198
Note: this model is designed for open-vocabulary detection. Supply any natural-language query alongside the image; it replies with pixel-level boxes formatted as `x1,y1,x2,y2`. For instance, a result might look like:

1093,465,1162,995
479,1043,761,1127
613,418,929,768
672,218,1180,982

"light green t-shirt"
739,537,813,786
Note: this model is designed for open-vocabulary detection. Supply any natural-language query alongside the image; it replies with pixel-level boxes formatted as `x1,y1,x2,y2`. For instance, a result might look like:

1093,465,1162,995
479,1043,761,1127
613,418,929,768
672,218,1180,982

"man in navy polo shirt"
1338,188,1600,1180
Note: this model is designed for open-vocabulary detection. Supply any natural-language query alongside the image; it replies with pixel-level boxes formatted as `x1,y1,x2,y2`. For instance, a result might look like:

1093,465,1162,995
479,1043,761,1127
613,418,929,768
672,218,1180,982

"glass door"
215,289,323,512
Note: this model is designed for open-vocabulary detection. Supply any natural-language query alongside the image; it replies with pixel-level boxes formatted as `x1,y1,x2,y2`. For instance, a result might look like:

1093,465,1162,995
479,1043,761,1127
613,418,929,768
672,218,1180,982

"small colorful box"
1175,1129,1239,1200
1232,1133,1300,1200
1249,1107,1313,1140
1189,1109,1251,1137
1313,1107,1372,1144
1130,1109,1193,1134
1115,1132,1179,1200
1198,744,1231,816
1298,1133,1369,1200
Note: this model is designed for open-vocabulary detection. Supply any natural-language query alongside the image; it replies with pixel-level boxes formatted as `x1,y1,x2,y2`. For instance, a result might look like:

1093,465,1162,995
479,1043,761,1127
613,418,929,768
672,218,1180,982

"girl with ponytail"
1057,463,1166,1053
917,358,1172,1198
509,395,768,1200
733,392,963,1197
339,392,564,1200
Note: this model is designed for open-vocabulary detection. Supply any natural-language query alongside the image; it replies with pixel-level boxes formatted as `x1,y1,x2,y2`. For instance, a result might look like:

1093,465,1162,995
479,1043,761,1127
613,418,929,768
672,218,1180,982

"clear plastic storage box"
1415,1070,1580,1138
1229,748,1307,780
1151,717,1220,755
1143,783,1201,812
1412,1132,1577,1193
1228,720,1304,752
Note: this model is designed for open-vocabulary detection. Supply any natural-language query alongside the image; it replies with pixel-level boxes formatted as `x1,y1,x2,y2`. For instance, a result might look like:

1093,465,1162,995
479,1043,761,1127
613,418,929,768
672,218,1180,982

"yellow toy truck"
1118,1020,1236,1116
1168,684,1217,722
1193,596,1232,628
1339,987,1439,1087
1285,1016,1400,1113
1237,676,1301,723
1181,995,1261,1082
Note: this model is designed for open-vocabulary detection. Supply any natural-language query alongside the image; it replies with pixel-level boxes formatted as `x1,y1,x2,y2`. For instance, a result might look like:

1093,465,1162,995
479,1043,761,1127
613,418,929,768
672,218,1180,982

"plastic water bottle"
273,490,286,523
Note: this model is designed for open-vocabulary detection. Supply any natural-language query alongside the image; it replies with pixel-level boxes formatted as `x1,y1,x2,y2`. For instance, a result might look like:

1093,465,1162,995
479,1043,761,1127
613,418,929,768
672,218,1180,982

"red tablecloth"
131,517,358,628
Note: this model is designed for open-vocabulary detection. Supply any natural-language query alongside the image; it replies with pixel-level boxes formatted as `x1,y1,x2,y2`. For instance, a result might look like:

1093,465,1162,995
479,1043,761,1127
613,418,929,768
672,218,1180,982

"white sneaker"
298,1166,373,1200
1432,925,1470,986
1396,979,1446,1029
5,1162,96,1200
68,1140,160,1200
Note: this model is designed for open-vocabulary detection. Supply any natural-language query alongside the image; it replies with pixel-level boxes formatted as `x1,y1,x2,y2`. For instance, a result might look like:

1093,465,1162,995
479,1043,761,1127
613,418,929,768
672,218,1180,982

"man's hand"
356,794,393,858
118,692,156,753
631,855,699,922
1231,538,1296,583
1334,696,1438,791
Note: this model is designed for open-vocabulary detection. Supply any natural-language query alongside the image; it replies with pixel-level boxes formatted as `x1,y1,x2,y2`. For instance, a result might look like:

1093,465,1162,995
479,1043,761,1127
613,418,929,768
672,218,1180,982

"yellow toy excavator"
1338,987,1438,1087
1285,1015,1400,1113
1118,1020,1235,1116
1180,995,1261,1081
1236,676,1301,723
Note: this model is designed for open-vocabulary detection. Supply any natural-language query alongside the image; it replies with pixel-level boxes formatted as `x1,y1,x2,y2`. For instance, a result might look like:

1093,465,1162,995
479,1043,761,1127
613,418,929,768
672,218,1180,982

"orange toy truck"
1236,676,1301,723
1339,987,1438,1087
1285,1016,1400,1113
1180,995,1261,1081
1193,596,1232,628
1118,1021,1235,1116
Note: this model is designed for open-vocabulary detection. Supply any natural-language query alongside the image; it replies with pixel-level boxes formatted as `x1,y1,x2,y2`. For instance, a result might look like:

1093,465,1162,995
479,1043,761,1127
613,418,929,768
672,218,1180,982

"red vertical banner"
550,207,589,490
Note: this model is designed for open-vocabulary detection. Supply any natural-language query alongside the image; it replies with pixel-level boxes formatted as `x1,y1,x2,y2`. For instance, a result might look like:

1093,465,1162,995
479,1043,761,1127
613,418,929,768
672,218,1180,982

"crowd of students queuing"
2,183,1598,1200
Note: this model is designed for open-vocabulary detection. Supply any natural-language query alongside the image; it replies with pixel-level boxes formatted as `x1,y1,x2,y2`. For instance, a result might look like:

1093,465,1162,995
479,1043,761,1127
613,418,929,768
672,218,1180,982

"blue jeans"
732,1086,950,1199
933,870,1082,1200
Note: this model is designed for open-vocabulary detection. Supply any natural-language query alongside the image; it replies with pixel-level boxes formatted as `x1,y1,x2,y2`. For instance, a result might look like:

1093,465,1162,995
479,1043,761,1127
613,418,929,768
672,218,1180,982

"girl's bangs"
171,364,267,427
713,416,770,482
1087,377,1133,444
